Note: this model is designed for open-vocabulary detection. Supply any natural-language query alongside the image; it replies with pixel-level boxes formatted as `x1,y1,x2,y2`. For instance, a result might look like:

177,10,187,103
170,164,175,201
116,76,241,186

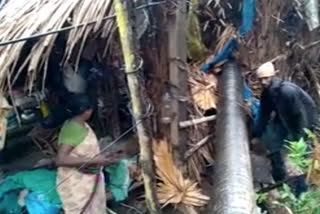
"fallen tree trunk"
114,1,161,214
208,61,255,214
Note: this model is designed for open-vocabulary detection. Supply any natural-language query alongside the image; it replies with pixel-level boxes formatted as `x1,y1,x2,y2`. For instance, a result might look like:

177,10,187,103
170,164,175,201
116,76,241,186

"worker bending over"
253,62,317,193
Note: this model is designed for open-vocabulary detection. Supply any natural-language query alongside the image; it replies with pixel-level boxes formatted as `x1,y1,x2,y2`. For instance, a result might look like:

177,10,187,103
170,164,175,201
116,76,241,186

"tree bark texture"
114,1,161,214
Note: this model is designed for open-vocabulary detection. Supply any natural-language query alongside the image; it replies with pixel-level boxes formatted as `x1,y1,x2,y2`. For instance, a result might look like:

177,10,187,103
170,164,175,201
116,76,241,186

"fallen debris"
184,135,212,160
153,139,210,213
179,116,216,129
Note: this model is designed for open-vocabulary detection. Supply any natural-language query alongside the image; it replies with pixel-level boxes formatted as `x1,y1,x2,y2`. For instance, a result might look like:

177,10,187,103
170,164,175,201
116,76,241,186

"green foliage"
303,128,316,140
278,184,320,214
276,130,320,213
256,130,320,213
255,192,268,204
285,137,312,170
186,0,207,60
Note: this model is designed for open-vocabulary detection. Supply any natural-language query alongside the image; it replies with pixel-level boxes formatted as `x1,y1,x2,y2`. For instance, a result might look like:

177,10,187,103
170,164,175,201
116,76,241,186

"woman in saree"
55,95,118,214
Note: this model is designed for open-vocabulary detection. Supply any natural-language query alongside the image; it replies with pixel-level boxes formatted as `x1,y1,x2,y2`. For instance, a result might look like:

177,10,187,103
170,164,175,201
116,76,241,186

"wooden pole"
168,0,188,171
114,1,161,214
179,115,216,129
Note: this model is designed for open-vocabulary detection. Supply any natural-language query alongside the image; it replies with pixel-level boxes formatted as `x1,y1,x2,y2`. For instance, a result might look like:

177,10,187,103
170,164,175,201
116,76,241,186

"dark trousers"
261,122,288,181
261,122,309,196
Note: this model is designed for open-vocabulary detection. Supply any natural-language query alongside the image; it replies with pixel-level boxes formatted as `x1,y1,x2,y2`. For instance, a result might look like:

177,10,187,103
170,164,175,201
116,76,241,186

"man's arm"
253,90,274,137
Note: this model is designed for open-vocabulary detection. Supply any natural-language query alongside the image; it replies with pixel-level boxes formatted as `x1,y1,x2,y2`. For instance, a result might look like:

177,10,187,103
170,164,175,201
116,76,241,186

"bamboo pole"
179,115,216,129
114,1,161,214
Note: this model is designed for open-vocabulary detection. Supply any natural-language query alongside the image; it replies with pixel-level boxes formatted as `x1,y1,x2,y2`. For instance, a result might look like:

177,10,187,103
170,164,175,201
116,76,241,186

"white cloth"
257,62,275,78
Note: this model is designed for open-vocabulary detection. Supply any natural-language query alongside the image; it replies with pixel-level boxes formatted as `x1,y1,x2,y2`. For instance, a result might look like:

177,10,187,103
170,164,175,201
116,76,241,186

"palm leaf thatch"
153,139,210,213
0,0,115,91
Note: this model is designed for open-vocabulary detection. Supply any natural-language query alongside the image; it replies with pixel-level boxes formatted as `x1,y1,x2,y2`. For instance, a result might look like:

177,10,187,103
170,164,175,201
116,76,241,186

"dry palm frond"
187,64,216,181
201,24,235,72
187,125,215,181
190,81,217,110
189,64,218,111
153,139,210,211
307,139,320,187
214,24,236,54
0,0,114,91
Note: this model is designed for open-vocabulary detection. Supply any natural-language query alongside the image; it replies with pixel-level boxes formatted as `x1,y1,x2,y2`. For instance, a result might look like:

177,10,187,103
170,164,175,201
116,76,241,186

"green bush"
278,184,320,214
256,129,320,213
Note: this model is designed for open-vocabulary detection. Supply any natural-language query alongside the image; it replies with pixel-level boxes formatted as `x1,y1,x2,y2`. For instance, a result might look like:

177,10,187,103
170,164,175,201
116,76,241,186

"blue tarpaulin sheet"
0,158,138,214
201,0,255,72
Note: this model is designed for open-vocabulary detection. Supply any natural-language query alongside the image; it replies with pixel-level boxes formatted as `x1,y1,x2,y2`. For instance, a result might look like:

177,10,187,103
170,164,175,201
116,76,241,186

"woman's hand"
92,154,120,166
56,144,118,167
56,143,122,167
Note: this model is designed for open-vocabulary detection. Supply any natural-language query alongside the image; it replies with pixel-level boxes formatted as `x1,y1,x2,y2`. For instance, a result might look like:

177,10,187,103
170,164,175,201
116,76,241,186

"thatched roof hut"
0,0,116,91
0,0,217,189
0,1,216,212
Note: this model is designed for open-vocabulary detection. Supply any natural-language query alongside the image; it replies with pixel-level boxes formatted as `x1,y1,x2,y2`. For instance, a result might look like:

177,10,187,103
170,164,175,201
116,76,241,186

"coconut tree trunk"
208,62,255,214
114,1,161,214
168,0,188,173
